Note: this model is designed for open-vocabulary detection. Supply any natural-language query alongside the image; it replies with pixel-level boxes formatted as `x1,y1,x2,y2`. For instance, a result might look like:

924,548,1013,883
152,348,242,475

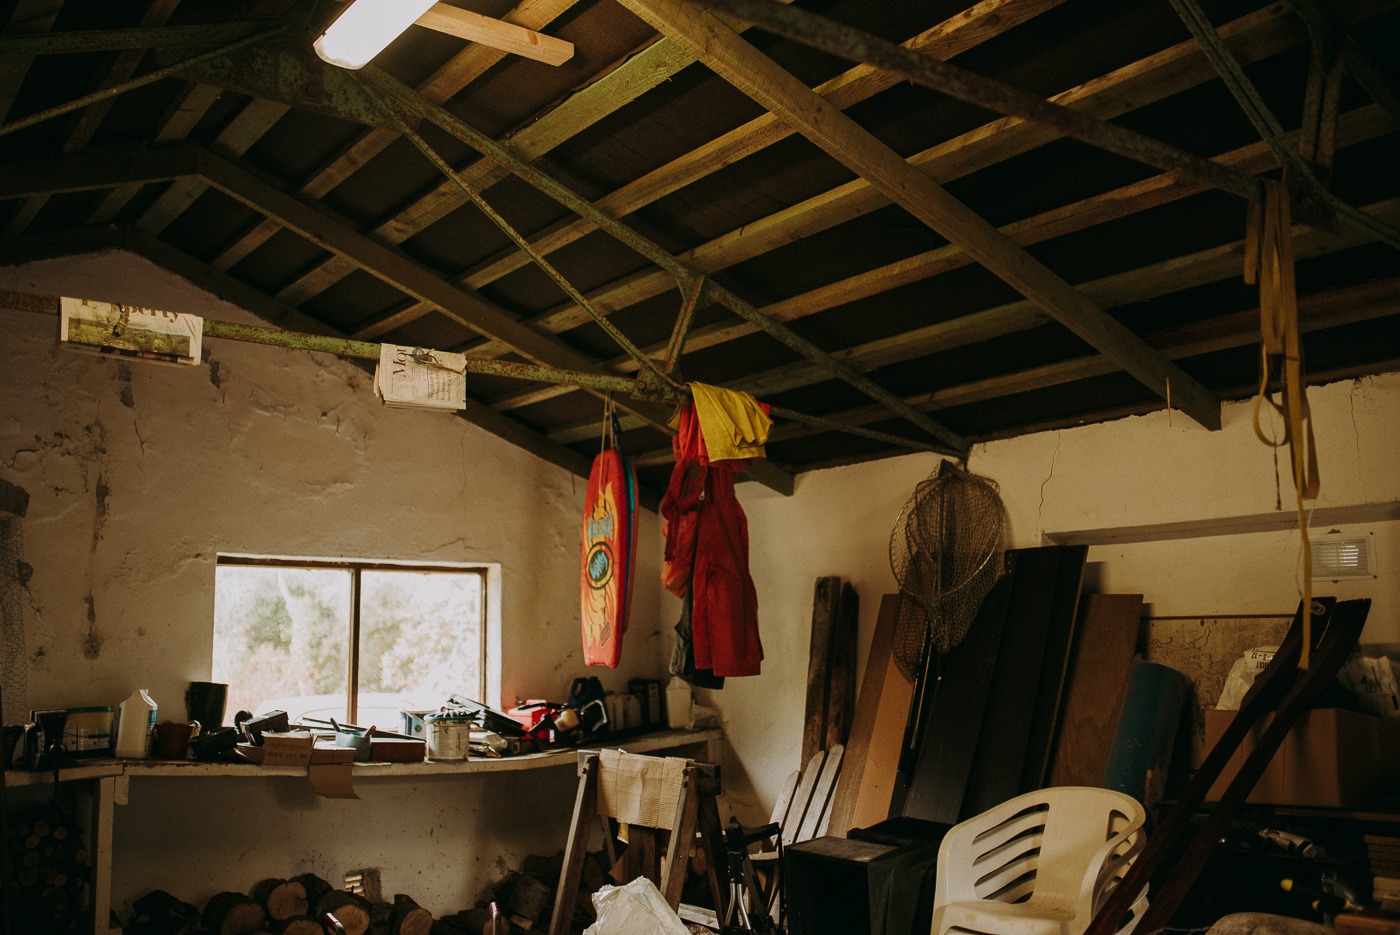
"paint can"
424,712,473,762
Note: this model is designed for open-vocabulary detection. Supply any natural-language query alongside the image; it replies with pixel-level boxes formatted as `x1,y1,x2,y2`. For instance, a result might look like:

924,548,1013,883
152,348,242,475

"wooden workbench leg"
90,775,126,935
549,756,599,935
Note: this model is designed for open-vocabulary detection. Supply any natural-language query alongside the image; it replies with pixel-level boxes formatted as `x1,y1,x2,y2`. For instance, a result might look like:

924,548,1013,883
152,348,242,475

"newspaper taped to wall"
59,297,203,366
375,344,467,411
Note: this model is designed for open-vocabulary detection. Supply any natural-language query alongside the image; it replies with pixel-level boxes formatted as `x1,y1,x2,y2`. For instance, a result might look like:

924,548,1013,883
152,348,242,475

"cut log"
391,893,433,935
316,890,372,935
202,891,266,935
274,917,324,935
251,877,309,921
293,872,334,910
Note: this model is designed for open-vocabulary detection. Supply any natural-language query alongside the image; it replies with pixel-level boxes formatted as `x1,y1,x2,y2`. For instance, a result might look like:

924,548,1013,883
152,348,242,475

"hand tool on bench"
1084,597,1368,935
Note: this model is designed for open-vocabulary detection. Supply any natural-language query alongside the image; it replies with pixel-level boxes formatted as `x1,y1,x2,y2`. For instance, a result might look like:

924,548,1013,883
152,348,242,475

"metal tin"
65,705,115,757
424,713,472,762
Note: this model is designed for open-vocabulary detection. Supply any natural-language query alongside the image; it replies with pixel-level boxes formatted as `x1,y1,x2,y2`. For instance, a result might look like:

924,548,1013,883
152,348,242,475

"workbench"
3,727,722,934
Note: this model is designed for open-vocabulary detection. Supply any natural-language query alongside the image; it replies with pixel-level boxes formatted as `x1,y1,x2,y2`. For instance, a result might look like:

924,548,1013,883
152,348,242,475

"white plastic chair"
930,787,1149,935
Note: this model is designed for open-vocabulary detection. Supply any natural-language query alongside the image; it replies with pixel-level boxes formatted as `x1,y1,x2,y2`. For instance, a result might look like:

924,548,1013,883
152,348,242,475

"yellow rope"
1246,180,1320,667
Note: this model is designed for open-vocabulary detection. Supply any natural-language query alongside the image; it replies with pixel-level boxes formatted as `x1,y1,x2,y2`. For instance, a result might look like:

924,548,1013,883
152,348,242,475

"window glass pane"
212,565,351,722
358,570,484,724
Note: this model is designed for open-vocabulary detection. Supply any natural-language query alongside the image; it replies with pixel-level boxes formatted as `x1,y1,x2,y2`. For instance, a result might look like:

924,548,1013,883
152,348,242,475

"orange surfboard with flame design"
581,449,634,667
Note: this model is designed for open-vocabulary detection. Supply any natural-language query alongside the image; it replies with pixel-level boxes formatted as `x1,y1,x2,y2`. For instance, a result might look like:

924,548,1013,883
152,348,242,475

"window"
212,556,489,727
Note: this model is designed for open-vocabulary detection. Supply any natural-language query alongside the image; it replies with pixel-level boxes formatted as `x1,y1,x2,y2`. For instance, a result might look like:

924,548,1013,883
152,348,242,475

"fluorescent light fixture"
314,0,437,70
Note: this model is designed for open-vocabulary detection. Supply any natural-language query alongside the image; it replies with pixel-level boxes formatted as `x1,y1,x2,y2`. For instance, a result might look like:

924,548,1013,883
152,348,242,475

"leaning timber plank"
1048,595,1144,788
825,594,914,837
620,0,1223,426
825,583,858,753
802,577,842,765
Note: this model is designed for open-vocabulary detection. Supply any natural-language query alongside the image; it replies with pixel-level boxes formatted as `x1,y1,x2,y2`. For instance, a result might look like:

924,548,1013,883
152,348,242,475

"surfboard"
581,448,632,667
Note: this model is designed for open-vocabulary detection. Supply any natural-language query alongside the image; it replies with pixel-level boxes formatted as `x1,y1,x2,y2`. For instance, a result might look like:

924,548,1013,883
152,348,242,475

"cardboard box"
1203,707,1400,807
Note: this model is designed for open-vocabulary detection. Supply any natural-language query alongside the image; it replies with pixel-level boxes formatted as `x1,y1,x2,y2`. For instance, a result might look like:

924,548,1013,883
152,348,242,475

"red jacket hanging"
661,403,763,677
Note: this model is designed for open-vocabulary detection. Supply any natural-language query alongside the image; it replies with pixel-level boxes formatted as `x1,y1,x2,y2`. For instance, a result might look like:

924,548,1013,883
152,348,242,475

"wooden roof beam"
210,0,581,272
490,102,1392,413
449,0,1353,362
355,65,970,455
619,0,1221,430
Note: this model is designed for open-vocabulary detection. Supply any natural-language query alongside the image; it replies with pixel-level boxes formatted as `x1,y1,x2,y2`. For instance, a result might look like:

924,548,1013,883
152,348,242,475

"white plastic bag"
1216,647,1278,710
1337,652,1400,717
583,876,690,935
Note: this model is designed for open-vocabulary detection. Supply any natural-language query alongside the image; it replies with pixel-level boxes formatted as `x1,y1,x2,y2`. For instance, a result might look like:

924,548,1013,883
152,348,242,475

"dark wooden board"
802,577,842,765
1019,545,1089,792
960,547,1067,818
1047,594,1144,787
824,583,859,751
894,556,1017,824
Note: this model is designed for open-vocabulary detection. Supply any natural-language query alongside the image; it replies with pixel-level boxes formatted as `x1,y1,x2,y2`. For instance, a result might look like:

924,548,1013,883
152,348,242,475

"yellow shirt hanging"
687,382,772,461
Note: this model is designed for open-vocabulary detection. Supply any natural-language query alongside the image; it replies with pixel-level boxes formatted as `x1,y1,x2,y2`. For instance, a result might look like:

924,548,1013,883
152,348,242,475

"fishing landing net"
889,462,1006,681
1,517,28,724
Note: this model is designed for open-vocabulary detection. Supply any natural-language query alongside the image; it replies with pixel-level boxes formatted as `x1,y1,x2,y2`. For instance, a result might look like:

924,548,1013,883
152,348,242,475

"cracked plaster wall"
0,252,674,916
714,371,1400,828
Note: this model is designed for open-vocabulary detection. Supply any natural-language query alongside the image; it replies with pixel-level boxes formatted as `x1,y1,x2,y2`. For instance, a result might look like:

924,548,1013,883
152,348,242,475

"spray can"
115,690,157,759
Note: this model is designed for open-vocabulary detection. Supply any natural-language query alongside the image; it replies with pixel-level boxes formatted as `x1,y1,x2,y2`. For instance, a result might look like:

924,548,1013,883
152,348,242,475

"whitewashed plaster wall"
715,370,1400,827
0,252,673,916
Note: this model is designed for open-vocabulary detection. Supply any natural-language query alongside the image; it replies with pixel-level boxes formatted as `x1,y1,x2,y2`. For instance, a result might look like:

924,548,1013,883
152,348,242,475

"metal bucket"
424,712,472,762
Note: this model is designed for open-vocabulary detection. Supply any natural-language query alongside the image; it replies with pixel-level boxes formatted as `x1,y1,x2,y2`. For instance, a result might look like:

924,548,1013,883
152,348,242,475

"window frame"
214,554,491,723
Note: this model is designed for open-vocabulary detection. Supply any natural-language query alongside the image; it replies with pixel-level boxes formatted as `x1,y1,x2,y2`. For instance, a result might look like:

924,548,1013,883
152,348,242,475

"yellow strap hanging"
1246,180,1320,667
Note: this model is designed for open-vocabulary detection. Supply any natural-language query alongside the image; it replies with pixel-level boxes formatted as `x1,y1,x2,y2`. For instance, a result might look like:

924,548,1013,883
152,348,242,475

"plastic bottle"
666,678,692,730
115,690,157,759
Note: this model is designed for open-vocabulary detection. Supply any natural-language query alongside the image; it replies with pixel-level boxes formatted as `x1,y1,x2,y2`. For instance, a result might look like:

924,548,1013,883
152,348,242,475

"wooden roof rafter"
453,0,1354,400
618,0,1224,429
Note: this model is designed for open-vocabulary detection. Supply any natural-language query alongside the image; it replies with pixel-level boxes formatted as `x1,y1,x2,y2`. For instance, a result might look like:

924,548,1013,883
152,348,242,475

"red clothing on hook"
661,402,763,677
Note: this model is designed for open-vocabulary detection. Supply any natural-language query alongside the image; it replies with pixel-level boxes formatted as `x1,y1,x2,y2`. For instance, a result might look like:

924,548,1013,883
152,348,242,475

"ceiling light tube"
314,0,437,70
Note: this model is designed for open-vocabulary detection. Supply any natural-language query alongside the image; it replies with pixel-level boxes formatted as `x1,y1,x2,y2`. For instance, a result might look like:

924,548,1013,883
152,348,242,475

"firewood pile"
125,872,432,935
3,807,91,934
431,851,608,935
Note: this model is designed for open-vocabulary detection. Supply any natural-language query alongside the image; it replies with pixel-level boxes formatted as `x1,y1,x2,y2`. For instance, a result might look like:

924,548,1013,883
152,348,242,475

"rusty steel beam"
0,22,273,55
353,64,970,456
690,0,1261,201
0,25,285,140
1165,0,1400,250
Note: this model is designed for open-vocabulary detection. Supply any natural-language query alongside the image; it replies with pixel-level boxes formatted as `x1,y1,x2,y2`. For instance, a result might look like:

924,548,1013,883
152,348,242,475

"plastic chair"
930,787,1148,935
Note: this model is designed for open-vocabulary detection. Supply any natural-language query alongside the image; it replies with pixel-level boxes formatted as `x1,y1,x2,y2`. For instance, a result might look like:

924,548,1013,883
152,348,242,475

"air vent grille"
1310,533,1376,580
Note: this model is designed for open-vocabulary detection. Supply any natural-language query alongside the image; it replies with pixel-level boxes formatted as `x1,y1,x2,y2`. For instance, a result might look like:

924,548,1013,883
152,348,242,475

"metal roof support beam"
1287,0,1400,129
625,0,1222,430
0,26,285,140
0,23,275,56
688,0,1261,202
354,65,970,456
1165,0,1400,251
